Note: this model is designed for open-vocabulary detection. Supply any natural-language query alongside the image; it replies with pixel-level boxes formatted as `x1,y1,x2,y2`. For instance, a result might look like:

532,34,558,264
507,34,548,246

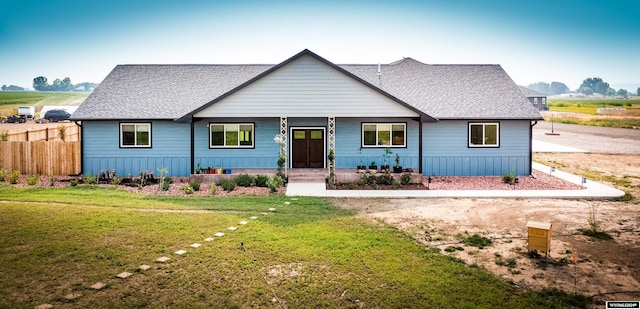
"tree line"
31,76,97,92
528,77,637,98
1,85,25,91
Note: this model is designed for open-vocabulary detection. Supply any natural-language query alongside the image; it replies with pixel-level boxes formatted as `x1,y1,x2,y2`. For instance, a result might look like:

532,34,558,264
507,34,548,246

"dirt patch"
331,153,640,303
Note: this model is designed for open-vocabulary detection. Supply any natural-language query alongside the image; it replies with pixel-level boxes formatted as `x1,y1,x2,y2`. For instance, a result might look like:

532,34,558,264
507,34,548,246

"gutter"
529,120,538,176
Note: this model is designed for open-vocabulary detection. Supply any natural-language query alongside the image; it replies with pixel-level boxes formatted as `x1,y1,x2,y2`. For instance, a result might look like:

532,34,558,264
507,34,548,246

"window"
362,123,406,147
210,123,254,148
120,123,151,147
533,98,538,105
542,98,546,105
469,123,499,147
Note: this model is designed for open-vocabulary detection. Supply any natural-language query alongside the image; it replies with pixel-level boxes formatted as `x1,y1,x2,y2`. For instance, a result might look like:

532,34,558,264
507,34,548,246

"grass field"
546,98,640,129
0,91,89,115
0,185,585,308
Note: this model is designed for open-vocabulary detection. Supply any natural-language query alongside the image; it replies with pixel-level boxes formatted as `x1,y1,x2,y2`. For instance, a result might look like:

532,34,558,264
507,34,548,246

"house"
519,86,548,111
71,49,542,177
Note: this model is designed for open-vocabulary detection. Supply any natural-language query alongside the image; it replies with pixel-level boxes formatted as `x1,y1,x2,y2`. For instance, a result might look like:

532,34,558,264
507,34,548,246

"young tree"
579,77,610,95
33,76,49,91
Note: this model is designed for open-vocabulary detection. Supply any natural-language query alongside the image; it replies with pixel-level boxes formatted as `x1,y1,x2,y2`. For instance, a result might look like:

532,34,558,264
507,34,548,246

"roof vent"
377,63,382,88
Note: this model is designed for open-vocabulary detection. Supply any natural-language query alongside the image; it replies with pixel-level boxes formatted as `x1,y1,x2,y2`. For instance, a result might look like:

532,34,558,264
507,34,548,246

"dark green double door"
292,129,324,168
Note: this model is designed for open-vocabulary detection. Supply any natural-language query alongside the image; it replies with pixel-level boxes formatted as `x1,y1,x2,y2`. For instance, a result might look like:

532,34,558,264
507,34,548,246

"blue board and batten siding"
82,121,191,176
423,120,532,176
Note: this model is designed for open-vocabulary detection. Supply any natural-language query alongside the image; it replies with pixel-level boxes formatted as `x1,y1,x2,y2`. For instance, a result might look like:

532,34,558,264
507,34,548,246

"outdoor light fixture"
581,176,587,188
427,176,432,190
514,176,519,189
550,166,556,175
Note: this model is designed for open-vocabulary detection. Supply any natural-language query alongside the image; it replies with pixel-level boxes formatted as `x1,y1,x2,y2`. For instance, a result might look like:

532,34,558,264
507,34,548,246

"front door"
292,129,324,168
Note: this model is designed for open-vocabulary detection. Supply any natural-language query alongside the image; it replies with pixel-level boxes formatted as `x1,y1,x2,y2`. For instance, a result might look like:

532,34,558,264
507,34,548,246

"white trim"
208,123,255,148
361,123,407,148
289,127,326,169
120,122,152,148
468,122,500,148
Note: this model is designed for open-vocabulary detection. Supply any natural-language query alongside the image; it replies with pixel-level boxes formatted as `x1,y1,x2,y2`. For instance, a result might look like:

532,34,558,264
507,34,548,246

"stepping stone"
36,304,54,309
139,264,151,271
174,250,187,255
64,293,80,300
250,216,258,220
204,237,214,242
190,243,201,248
227,226,237,231
239,221,248,225
156,256,170,263
291,198,298,201
268,208,276,211
284,201,291,205
260,212,269,215
90,282,106,290
116,272,132,279
214,232,225,237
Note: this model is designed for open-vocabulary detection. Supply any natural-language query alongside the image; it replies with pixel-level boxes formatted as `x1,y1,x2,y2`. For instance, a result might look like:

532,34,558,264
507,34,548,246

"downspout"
190,120,195,175
530,120,538,176
74,121,83,176
418,119,423,174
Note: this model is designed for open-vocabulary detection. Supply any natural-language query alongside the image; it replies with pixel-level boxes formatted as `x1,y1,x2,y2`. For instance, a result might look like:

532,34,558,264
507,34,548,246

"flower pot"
217,168,222,174
368,165,377,172
393,166,403,173
226,168,232,174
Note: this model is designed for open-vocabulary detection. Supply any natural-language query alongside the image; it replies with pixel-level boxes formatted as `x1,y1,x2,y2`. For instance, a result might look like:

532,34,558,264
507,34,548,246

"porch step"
287,169,327,183
287,174,327,183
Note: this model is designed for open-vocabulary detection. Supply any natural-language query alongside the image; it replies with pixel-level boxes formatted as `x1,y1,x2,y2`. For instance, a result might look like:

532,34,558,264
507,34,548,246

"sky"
1,0,638,91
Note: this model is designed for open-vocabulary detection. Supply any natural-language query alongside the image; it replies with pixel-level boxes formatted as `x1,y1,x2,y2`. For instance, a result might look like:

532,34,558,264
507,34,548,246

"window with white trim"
468,123,499,147
120,123,151,147
210,123,254,148
362,123,406,147
533,98,538,105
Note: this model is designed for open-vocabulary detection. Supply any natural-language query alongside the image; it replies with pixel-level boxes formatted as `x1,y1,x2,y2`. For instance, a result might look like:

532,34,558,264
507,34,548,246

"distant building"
519,86,548,111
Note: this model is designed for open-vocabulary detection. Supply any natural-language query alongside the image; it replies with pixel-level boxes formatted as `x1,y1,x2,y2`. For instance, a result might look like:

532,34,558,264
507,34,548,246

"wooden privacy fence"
2,124,80,142
0,141,81,176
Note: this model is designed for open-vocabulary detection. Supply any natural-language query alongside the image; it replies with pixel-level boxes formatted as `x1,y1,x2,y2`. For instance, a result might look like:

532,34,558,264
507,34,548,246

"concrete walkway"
285,162,625,199
532,140,588,153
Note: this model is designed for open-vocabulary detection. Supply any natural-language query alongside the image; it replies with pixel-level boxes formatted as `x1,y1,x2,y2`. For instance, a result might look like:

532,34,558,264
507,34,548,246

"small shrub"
428,247,442,253
444,246,464,252
8,170,20,184
0,168,7,182
495,256,517,268
84,174,98,185
0,130,7,141
392,180,402,189
70,179,79,187
49,174,56,187
377,171,393,185
189,180,201,191
182,186,194,194
210,183,217,195
111,176,122,186
457,233,492,249
255,174,270,187
26,174,40,186
159,177,172,191
236,174,254,187
360,173,376,186
400,173,412,185
267,175,283,193
221,180,236,192
502,172,515,185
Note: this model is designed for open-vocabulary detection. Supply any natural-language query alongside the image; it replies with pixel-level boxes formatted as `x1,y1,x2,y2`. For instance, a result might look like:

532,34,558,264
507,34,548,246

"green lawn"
0,91,89,110
0,185,585,308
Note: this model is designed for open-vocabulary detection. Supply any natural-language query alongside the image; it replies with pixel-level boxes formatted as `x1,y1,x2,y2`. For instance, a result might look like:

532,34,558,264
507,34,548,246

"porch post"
328,116,336,184
280,117,288,173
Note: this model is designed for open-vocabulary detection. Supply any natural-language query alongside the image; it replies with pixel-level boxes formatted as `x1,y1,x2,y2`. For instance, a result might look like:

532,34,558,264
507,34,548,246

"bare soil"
331,152,640,303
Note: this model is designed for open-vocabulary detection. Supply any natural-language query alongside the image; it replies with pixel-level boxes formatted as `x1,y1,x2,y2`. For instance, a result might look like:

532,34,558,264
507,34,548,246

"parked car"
1,114,26,123
44,109,71,122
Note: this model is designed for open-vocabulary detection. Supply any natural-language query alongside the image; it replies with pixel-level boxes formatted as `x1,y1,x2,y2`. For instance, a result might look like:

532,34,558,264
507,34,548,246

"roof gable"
190,50,426,120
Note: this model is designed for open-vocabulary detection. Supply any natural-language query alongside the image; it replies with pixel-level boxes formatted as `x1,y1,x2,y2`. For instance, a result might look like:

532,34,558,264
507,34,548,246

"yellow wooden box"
527,221,552,257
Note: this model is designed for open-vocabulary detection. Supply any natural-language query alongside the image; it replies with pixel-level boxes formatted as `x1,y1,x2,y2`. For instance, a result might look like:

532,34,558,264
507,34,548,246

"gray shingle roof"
519,85,547,98
72,50,542,121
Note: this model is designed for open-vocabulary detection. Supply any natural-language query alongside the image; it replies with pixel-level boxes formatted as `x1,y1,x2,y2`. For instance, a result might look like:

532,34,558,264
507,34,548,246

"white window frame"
468,122,500,148
361,123,406,148
120,123,152,148
533,98,538,105
209,123,255,148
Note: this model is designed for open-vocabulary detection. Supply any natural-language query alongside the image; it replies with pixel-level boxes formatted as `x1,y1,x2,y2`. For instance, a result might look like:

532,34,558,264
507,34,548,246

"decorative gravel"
424,171,583,190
